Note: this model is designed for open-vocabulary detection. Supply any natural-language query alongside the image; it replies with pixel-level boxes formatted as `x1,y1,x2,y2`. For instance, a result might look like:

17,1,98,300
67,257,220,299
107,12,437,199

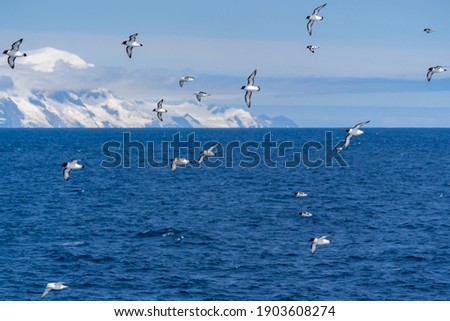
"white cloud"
21,47,94,72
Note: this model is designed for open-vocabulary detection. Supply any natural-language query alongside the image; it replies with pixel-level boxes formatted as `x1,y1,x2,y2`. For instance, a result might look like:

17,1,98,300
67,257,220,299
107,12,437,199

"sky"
1,0,450,127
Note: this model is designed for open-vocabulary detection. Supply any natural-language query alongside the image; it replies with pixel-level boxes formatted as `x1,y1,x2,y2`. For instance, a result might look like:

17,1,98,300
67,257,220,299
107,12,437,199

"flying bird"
41,282,68,299
294,192,308,197
427,66,447,82
198,142,220,165
423,28,435,33
179,76,194,87
122,33,143,58
3,38,27,69
195,91,210,102
170,157,190,174
306,3,327,36
62,160,85,181
241,69,260,108
153,99,168,121
309,235,331,254
337,120,370,152
306,45,320,53
299,211,314,217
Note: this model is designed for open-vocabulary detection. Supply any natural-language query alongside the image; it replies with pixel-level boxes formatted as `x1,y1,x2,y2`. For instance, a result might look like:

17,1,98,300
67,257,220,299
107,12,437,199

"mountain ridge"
0,47,297,128
0,88,297,128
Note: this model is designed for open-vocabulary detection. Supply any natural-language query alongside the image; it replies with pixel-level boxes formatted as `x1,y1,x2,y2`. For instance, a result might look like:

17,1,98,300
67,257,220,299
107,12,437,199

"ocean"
0,128,449,301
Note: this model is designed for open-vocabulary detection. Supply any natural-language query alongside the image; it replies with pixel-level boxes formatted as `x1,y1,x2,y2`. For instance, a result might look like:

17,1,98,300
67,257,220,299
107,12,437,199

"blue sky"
2,0,450,126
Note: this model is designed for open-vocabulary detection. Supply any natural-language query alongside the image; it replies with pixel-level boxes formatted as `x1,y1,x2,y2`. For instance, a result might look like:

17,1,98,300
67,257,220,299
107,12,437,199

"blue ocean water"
0,128,449,301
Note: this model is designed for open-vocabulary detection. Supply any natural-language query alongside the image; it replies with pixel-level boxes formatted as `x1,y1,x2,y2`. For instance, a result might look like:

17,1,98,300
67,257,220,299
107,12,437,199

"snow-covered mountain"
0,88,298,128
0,47,297,128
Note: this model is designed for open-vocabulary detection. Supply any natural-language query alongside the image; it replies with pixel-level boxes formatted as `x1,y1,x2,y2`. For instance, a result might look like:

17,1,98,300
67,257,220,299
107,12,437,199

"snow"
0,88,286,128
0,48,296,128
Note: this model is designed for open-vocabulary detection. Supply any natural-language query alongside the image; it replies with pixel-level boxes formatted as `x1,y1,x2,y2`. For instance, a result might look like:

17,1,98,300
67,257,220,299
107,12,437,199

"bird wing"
312,3,327,15
354,120,370,129
128,33,138,42
307,20,314,36
157,99,164,110
7,56,16,69
343,133,353,149
179,79,184,87
171,161,177,173
195,93,201,102
126,46,133,58
207,142,220,152
41,287,51,299
11,38,23,51
63,168,71,181
244,91,253,108
247,69,257,86
198,154,206,165
157,112,163,122
427,68,434,81
310,242,318,254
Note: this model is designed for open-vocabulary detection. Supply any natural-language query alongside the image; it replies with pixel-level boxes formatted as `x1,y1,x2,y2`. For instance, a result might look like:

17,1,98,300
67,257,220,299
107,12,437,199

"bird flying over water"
198,142,220,165
336,120,370,152
41,282,68,299
170,157,190,173
309,235,331,254
62,160,84,181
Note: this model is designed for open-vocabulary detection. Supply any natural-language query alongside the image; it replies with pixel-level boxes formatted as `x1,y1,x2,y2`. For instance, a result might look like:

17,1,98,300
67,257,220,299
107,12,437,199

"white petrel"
198,142,220,165
179,76,195,87
122,33,143,58
427,66,447,82
195,91,210,102
338,120,370,151
307,4,327,36
309,235,331,254
424,28,435,34
41,282,68,299
241,69,260,108
306,45,320,53
299,211,314,217
153,99,168,122
294,192,308,197
170,157,190,174
62,160,85,181
3,38,27,69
